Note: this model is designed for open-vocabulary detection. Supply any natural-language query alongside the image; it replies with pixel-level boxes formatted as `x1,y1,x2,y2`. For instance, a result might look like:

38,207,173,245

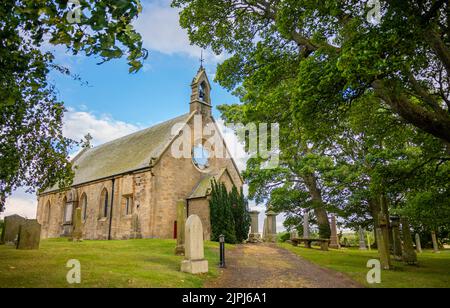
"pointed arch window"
45,201,51,224
81,193,88,222
100,189,109,218
63,197,73,224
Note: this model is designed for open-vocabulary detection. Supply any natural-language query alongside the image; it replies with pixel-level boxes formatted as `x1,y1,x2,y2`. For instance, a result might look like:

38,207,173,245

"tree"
0,0,147,211
230,185,251,243
209,180,237,244
172,0,450,145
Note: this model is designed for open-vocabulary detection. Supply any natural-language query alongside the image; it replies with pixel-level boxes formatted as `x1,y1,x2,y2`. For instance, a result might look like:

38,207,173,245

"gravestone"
70,208,83,242
329,215,340,249
377,212,391,270
263,210,277,243
248,210,261,243
1,215,27,245
180,215,208,274
390,215,403,260
415,233,422,253
130,213,142,239
16,220,41,250
401,217,417,265
359,227,367,250
262,217,268,240
303,212,310,239
431,231,439,253
376,228,391,270
175,200,187,255
290,230,299,240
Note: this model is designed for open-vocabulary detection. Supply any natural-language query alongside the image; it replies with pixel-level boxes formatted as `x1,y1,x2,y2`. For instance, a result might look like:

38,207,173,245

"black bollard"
219,234,226,268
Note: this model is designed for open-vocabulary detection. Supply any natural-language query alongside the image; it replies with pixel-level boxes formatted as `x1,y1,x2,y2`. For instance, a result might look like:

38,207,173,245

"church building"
36,68,243,240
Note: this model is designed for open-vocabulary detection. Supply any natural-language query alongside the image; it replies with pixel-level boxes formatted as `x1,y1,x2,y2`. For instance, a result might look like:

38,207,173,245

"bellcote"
190,67,212,116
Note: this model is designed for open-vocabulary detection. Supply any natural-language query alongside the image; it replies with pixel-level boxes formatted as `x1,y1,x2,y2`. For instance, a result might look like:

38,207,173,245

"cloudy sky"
2,0,284,232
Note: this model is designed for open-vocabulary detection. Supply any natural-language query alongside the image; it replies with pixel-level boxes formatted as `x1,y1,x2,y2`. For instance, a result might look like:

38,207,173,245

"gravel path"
205,243,363,288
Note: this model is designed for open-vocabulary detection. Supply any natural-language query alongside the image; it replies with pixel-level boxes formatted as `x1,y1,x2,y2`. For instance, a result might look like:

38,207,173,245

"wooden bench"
291,238,330,251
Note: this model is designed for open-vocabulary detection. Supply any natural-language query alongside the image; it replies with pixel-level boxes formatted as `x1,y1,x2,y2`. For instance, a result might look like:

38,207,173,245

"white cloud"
1,109,143,220
63,108,142,146
135,0,226,63
1,189,37,220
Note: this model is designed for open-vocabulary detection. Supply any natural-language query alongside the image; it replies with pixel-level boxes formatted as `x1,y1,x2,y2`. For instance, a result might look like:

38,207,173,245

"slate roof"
188,168,228,199
43,113,192,193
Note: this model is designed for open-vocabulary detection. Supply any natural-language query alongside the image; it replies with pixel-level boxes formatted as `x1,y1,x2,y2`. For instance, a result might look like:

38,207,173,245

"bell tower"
190,66,212,117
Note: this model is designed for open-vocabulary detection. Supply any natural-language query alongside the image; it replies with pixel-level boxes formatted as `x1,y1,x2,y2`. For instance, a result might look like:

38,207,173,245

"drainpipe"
108,178,115,240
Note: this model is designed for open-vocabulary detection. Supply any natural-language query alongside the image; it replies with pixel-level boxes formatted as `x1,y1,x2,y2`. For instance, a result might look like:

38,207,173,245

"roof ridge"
86,113,190,153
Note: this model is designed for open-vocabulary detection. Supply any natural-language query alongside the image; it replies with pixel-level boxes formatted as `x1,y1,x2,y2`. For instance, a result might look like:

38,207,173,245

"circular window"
192,144,210,171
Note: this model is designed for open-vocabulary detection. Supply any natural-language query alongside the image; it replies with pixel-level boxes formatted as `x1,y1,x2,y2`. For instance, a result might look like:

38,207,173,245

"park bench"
291,238,330,251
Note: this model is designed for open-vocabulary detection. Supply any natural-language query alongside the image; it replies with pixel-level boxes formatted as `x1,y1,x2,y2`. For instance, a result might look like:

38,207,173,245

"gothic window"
45,201,51,224
192,143,210,171
199,81,208,102
123,195,133,216
100,189,109,218
63,197,73,224
81,193,88,222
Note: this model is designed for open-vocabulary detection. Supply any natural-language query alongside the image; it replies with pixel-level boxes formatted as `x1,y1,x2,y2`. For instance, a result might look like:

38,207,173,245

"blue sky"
2,0,285,232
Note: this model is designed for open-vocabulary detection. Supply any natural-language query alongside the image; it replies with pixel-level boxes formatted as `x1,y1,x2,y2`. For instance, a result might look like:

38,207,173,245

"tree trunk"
303,174,331,238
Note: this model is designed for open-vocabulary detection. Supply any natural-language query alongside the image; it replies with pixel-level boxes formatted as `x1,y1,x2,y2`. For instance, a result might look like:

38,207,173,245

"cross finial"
200,50,204,69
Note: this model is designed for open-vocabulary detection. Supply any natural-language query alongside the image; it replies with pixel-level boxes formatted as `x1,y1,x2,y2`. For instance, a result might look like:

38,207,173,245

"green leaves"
0,0,146,211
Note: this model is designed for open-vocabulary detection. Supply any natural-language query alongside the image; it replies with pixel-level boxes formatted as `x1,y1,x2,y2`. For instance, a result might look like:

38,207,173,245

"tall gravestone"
377,211,391,270
248,210,261,243
290,230,299,240
401,217,417,265
303,212,310,239
359,227,367,250
175,200,187,255
1,215,27,245
130,213,142,239
262,217,268,240
415,233,422,253
70,208,83,242
264,210,277,243
16,220,41,250
180,215,208,274
390,216,403,260
431,231,439,253
329,214,340,249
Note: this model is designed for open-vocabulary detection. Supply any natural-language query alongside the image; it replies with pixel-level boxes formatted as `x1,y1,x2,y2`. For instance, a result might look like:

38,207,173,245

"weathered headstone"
376,228,391,270
290,230,299,240
16,220,41,250
359,226,367,250
248,210,262,243
390,215,403,260
329,214,340,249
1,215,27,245
303,211,310,239
70,208,83,242
262,217,268,240
431,231,439,253
415,233,422,253
180,215,208,274
377,211,391,269
130,213,142,239
401,217,417,265
263,210,277,243
175,200,187,255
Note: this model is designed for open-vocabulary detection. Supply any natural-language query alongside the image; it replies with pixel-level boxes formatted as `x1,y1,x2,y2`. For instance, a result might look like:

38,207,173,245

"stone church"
36,68,243,241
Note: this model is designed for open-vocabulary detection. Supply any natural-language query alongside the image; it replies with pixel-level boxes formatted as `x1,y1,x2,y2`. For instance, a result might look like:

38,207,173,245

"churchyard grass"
279,243,450,288
0,238,226,288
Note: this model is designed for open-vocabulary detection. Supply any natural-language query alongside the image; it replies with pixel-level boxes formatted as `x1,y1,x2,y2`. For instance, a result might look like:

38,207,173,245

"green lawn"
279,243,450,288
0,238,224,288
